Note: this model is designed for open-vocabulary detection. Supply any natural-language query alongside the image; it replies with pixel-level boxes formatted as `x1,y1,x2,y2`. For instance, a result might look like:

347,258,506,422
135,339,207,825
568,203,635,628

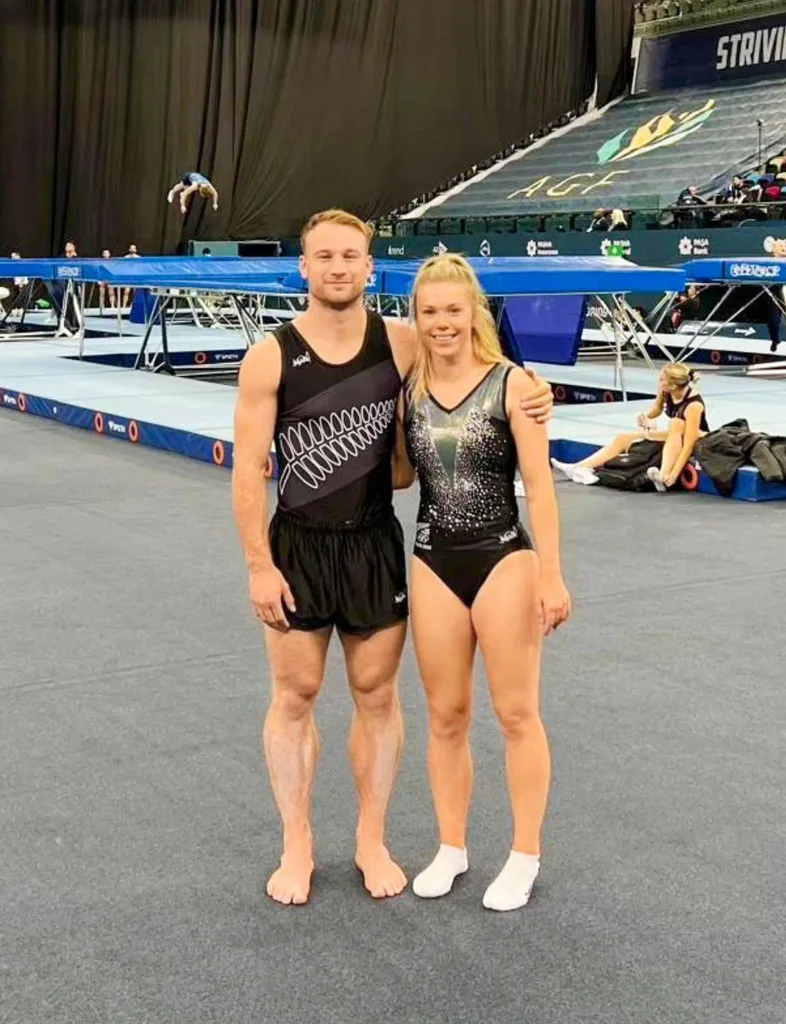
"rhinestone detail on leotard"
404,364,519,535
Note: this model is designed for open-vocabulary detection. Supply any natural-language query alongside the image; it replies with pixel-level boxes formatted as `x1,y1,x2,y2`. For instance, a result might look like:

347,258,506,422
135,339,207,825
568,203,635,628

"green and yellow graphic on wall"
597,99,715,164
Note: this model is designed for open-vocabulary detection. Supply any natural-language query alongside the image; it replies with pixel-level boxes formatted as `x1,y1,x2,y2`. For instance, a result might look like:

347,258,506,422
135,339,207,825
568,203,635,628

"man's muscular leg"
263,626,331,905
340,623,407,897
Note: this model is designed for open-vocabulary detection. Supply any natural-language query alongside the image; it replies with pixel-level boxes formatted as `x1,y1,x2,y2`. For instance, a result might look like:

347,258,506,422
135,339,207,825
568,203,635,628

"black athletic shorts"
268,510,409,634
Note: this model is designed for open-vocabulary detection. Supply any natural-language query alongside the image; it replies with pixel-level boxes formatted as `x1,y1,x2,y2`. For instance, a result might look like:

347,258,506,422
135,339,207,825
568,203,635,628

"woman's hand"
539,572,571,636
662,469,679,488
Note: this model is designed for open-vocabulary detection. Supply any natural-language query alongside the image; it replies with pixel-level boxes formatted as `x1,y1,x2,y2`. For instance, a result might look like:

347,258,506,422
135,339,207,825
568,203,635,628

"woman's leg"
579,431,645,469
410,556,477,897
658,417,685,478
552,430,669,484
471,549,547,910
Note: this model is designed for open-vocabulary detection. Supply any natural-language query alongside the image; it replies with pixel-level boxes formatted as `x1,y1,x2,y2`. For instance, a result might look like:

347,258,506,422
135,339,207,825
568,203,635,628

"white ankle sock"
482,851,540,911
412,844,468,899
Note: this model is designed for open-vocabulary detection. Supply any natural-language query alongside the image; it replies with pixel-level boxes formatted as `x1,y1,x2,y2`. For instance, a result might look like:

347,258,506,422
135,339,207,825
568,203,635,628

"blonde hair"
662,362,698,390
300,208,374,251
609,208,627,228
198,184,212,198
408,253,509,405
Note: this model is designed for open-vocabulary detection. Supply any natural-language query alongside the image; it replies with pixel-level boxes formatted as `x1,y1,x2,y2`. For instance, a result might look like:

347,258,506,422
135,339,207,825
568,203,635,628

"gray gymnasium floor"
2,411,785,1024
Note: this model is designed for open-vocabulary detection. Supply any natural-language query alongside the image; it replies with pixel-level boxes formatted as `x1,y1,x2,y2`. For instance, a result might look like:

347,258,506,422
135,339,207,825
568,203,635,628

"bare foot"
355,843,407,899
266,849,314,906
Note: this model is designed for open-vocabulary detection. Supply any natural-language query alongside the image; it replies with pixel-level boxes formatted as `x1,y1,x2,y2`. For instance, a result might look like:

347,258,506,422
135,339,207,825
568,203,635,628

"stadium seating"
418,77,786,220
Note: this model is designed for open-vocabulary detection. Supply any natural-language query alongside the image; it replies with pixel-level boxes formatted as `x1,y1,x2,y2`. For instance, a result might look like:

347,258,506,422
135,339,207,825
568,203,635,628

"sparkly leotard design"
404,362,532,607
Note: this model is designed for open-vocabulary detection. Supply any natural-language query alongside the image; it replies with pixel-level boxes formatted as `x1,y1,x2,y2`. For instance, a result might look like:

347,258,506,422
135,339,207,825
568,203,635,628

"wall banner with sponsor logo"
370,224,786,266
635,13,786,92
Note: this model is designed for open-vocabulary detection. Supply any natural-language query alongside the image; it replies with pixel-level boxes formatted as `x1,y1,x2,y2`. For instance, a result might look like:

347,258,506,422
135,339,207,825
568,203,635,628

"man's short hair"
300,209,374,252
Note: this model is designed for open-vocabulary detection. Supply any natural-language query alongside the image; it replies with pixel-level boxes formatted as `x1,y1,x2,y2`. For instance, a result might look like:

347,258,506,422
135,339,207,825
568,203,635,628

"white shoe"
572,467,599,486
647,466,667,493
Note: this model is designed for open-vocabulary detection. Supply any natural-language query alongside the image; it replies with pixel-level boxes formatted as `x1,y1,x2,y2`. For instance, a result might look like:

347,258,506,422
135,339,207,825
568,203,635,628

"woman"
167,172,219,215
551,363,709,492
393,253,571,911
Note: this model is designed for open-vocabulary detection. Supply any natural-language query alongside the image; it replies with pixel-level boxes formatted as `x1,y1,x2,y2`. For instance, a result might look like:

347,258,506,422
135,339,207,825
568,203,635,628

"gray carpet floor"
1,411,785,1024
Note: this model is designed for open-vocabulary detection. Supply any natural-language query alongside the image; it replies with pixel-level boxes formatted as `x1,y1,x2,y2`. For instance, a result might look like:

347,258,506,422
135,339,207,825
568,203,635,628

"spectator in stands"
607,209,628,232
721,176,745,205
677,186,708,208
64,240,78,257
587,208,610,232
550,363,709,493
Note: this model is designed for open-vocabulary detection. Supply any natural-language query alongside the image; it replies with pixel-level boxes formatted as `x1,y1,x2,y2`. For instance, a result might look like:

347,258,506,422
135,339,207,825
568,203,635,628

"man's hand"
520,368,554,424
249,566,296,632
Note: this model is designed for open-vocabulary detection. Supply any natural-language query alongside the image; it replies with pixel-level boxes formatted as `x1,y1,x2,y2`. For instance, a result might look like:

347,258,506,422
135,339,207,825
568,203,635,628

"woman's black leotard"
404,362,532,608
665,390,709,433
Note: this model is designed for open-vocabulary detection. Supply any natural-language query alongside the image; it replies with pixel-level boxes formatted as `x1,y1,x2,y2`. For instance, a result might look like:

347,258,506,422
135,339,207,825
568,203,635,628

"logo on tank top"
292,352,311,368
277,399,396,494
498,528,518,545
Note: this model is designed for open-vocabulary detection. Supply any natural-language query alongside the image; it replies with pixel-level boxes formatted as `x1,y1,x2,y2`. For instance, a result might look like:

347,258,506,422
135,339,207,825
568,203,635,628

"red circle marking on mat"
94,411,104,433
212,440,225,465
603,390,615,403
554,385,566,402
752,353,764,364
18,393,27,413
681,463,699,491
195,351,207,365
128,420,139,443
710,350,721,365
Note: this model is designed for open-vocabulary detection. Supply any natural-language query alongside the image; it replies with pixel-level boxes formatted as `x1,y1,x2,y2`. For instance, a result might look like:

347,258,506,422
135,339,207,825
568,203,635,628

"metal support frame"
133,294,174,373
673,283,781,362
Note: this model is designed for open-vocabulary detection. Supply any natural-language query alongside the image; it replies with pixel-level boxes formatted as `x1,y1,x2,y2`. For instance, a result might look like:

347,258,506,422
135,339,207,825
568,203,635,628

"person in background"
99,248,116,313
670,284,700,331
122,244,140,310
587,208,610,232
607,208,628,232
551,363,709,494
167,172,219,215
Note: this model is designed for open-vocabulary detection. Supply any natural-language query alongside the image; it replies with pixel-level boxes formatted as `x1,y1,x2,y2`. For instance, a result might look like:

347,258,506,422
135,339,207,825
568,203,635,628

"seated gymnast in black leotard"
551,362,709,493
391,253,571,912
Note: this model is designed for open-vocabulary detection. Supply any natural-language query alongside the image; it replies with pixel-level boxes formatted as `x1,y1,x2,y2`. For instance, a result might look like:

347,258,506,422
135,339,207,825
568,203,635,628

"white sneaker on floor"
647,466,667,493
573,467,599,486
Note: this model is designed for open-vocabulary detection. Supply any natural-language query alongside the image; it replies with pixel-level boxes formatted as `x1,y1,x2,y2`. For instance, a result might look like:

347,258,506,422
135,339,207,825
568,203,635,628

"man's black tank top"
272,312,401,527
665,391,709,433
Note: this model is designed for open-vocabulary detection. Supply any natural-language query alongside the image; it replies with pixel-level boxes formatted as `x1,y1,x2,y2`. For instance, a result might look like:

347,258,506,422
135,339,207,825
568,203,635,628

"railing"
635,0,786,37
373,198,786,238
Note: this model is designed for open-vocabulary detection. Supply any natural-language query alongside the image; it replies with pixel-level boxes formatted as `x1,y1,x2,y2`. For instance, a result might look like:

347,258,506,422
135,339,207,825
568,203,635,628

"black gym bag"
593,439,665,492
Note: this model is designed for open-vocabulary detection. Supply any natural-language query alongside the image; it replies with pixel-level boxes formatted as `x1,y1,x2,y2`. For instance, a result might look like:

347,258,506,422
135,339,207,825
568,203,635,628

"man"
231,209,553,906
99,248,116,312
122,244,140,310
167,172,219,215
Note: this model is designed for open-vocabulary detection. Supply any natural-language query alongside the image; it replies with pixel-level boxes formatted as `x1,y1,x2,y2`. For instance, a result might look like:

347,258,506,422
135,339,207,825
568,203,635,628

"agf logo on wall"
508,98,716,203
597,99,715,164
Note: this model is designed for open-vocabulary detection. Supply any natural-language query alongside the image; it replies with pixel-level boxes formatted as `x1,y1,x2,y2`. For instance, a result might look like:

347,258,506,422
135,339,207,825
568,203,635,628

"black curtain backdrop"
0,0,629,257
594,0,635,109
